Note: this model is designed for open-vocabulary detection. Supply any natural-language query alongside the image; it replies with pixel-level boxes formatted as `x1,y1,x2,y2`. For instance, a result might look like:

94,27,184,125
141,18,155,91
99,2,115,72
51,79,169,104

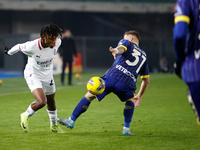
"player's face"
124,34,132,41
43,36,57,48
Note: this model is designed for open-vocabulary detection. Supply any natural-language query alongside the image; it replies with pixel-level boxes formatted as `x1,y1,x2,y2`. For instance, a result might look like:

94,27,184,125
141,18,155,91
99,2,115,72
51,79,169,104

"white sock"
24,104,36,117
47,109,57,125
123,127,129,130
68,117,74,123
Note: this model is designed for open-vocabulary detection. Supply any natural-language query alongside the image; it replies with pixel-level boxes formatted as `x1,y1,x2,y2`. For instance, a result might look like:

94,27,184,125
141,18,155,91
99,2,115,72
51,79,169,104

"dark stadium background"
0,0,175,73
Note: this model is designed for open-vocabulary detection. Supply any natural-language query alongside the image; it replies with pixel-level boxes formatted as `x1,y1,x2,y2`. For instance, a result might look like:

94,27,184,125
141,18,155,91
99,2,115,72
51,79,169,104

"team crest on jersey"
174,3,182,17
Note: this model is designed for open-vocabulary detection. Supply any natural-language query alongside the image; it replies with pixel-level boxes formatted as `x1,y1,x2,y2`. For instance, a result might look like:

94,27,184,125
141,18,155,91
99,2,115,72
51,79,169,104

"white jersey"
8,38,61,79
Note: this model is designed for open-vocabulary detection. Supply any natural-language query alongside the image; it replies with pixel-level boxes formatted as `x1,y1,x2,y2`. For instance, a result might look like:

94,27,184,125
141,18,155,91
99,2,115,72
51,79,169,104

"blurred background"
0,0,176,76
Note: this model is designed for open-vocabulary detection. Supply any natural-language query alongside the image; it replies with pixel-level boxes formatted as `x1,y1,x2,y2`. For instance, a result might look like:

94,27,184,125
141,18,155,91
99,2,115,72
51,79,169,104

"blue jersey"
105,39,149,90
174,0,200,83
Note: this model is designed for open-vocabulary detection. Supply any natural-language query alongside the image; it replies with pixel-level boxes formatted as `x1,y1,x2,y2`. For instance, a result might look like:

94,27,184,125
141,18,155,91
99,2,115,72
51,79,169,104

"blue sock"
70,97,91,122
123,101,134,128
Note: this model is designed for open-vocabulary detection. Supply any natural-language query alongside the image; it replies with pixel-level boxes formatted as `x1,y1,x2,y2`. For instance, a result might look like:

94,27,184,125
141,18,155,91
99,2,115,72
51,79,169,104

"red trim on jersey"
19,46,24,54
38,39,42,50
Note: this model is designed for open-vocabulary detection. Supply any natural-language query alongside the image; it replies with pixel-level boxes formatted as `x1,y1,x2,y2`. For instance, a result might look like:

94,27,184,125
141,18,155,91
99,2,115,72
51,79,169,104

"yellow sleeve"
174,15,190,24
140,75,150,79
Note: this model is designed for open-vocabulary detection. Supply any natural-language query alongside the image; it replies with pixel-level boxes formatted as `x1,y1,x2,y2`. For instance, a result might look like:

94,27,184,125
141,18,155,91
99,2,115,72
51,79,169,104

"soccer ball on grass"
87,77,105,95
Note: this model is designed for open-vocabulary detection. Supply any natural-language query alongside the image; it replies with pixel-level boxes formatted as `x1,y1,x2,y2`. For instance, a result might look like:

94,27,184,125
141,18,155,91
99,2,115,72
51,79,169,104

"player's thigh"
32,88,47,103
41,77,56,96
113,81,135,102
96,75,114,101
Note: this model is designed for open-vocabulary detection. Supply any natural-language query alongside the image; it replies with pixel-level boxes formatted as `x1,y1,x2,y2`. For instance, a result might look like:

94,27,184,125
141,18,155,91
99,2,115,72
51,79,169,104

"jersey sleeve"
7,44,21,55
173,0,191,61
56,38,61,48
140,61,150,79
174,0,191,24
18,41,36,56
55,38,61,53
117,39,129,52
8,41,35,56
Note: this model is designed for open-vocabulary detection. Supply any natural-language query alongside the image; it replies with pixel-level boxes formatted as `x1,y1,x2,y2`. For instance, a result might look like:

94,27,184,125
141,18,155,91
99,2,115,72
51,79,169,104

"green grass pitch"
0,73,200,150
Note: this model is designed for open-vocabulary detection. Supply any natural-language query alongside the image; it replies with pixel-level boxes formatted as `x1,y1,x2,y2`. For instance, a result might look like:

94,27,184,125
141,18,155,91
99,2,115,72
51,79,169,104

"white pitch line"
0,86,68,97
0,91,30,96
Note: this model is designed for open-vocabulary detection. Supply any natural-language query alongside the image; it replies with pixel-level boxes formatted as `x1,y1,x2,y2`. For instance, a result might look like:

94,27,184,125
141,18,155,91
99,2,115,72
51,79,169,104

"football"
87,77,105,95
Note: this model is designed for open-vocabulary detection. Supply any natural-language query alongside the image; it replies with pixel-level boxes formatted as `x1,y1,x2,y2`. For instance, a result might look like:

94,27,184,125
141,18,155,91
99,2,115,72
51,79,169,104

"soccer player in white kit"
4,24,65,133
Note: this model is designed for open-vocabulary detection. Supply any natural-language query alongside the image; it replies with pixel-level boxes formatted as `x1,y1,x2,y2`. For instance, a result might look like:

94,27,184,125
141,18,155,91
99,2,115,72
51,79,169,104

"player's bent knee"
38,99,47,107
85,92,96,101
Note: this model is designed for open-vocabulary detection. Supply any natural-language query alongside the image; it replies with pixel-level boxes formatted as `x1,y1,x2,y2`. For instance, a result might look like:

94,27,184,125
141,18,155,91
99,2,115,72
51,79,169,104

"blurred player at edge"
173,0,200,125
4,24,65,133
58,31,150,135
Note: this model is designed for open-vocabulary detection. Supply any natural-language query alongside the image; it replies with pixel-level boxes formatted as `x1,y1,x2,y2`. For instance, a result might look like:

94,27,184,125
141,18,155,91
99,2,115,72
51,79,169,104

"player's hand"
174,61,182,79
3,46,10,55
133,94,142,108
109,46,117,59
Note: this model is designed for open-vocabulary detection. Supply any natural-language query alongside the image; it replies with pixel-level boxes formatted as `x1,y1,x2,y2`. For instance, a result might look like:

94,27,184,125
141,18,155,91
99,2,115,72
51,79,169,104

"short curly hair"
40,24,63,39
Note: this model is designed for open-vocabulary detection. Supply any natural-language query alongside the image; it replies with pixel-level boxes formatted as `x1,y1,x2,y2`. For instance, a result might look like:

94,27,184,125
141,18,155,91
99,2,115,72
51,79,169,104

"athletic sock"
123,127,130,130
70,97,91,121
24,104,36,117
47,109,57,125
123,101,134,128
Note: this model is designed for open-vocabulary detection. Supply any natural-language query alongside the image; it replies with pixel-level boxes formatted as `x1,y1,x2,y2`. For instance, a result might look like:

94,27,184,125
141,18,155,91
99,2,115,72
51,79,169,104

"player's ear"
132,35,139,44
130,36,134,42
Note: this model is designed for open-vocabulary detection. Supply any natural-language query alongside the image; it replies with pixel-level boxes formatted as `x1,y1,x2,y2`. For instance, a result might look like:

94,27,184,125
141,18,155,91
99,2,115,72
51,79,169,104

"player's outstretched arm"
3,44,21,56
134,77,150,108
109,46,125,59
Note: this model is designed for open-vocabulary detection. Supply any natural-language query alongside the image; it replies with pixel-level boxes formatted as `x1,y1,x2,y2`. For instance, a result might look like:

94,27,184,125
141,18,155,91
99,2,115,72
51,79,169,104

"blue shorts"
96,75,135,102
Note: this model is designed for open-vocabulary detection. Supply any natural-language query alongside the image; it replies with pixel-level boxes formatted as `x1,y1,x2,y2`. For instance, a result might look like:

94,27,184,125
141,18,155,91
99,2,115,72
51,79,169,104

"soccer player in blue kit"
58,31,150,135
173,0,200,125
